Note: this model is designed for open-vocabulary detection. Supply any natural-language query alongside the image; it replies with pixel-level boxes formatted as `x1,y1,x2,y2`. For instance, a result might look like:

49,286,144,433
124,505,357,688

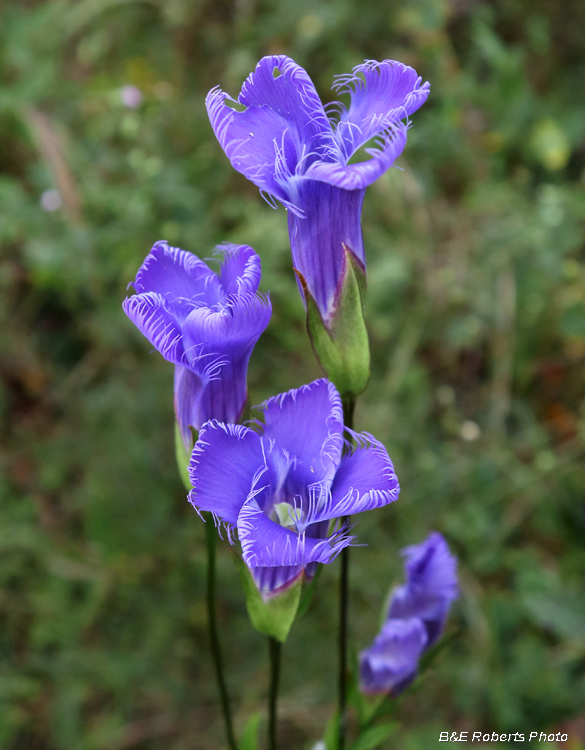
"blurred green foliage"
1,0,585,748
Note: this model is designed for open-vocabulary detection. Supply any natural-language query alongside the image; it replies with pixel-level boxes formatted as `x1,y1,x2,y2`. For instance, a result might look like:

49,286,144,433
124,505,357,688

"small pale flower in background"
360,532,458,695
460,420,481,442
40,189,62,212
120,84,143,109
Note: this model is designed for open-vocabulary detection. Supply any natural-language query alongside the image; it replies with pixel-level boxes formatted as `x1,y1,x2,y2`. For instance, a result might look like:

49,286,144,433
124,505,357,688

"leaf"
232,553,302,643
356,692,389,730
297,563,322,619
238,713,262,750
348,722,399,750
418,629,459,673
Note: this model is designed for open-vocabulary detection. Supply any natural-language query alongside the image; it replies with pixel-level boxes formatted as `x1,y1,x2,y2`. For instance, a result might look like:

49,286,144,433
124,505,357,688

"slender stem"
205,515,237,750
341,395,355,431
364,695,393,729
338,540,350,749
339,394,356,750
268,636,281,750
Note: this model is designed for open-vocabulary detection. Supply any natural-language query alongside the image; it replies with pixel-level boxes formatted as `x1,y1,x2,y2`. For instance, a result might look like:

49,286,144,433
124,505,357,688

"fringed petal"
260,379,344,487
238,498,352,568
303,121,408,191
123,291,184,365
332,59,429,161
238,56,338,164
321,430,400,520
180,292,271,426
401,532,459,600
188,420,264,527
206,87,298,208
359,617,427,695
388,532,459,648
134,240,217,303
206,56,342,209
183,289,270,353
388,585,450,650
216,243,262,295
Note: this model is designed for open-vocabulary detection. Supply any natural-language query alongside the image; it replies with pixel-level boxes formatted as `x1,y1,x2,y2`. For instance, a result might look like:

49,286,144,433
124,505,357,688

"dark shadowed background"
1,0,585,748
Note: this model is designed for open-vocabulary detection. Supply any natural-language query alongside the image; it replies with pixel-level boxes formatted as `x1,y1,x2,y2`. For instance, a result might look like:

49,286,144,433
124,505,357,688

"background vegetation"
2,0,585,747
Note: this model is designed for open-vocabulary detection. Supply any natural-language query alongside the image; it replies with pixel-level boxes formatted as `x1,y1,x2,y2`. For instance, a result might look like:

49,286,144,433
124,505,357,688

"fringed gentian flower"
188,378,400,599
123,241,271,449
388,531,459,648
359,532,458,696
206,56,429,323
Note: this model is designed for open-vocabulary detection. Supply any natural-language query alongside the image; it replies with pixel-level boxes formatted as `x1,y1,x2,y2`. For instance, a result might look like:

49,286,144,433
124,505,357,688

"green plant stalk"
338,394,356,750
338,542,350,750
268,636,282,750
205,515,238,750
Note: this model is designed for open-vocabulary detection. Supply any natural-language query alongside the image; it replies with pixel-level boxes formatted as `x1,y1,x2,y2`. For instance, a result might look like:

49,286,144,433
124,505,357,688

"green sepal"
297,244,370,399
418,628,459,674
297,563,322,619
232,552,302,643
174,422,196,492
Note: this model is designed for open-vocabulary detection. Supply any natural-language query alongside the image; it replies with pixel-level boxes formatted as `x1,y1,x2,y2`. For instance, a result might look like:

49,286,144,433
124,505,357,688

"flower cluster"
188,378,399,598
122,51,460,750
122,52,454,662
122,56,437,603
123,241,271,449
359,532,458,695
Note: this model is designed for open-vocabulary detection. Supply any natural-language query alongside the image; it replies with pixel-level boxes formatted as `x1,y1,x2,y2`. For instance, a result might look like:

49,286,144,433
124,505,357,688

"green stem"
339,395,356,750
205,516,237,750
364,695,393,729
268,636,281,750
341,395,356,431
338,541,350,749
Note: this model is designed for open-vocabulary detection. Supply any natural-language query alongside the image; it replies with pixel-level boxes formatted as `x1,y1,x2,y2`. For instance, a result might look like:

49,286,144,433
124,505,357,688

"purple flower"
123,241,271,448
188,379,400,598
388,531,459,648
359,618,428,696
359,532,458,695
206,56,429,322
